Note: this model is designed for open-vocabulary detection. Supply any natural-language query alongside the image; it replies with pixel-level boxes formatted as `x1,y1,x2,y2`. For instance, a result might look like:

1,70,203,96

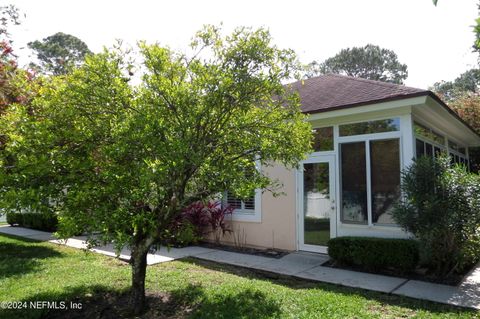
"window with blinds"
225,191,255,212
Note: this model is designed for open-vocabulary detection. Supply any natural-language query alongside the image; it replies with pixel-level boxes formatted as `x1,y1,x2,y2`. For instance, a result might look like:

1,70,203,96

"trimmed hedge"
6,211,58,232
328,236,419,273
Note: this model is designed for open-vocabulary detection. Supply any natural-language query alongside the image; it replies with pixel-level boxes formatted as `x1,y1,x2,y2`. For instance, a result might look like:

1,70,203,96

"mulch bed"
199,242,288,259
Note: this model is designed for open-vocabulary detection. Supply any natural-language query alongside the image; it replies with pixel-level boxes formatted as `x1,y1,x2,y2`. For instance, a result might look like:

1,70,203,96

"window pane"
226,194,242,209
341,142,367,224
413,122,445,145
339,118,400,137
370,139,400,225
448,140,458,151
303,162,331,246
431,131,445,145
226,191,254,211
426,143,433,157
243,195,255,210
416,139,425,158
434,146,442,157
312,127,334,152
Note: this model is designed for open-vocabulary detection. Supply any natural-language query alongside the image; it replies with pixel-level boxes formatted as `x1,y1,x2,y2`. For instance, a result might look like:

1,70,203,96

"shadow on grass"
179,258,478,317
0,235,63,279
0,283,280,319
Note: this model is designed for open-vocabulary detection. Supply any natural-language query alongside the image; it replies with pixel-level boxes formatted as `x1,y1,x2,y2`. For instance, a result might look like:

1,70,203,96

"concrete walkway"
1,225,479,310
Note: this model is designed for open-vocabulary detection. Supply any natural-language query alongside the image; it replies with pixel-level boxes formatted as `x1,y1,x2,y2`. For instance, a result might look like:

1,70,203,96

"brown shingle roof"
288,74,427,114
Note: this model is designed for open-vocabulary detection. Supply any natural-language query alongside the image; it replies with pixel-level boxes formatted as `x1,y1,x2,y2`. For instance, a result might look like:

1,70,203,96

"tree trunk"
130,241,150,315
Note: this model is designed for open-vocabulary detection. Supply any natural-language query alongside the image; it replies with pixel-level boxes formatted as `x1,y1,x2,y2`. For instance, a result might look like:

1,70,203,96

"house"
221,74,480,253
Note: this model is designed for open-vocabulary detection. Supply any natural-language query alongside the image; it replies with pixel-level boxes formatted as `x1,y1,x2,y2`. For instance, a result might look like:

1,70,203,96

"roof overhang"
415,93,480,147
305,91,480,147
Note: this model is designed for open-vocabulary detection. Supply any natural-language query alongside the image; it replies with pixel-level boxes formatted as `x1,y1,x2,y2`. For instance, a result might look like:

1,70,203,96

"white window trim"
336,117,403,228
226,160,262,223
229,189,262,223
412,120,469,163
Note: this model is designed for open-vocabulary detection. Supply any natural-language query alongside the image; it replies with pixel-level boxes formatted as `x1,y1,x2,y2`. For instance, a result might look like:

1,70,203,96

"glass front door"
299,156,336,252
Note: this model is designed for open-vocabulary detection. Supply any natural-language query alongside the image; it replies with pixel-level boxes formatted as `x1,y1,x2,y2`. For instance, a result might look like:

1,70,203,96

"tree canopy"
28,32,92,75
431,68,480,101
0,5,36,115
0,26,312,313
306,44,408,84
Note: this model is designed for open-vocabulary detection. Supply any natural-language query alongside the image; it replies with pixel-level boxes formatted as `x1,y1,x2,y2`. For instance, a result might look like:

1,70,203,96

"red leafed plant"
182,201,233,244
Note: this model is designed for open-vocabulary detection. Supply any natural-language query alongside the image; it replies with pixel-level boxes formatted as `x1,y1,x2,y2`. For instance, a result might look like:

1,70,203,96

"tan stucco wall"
219,164,297,251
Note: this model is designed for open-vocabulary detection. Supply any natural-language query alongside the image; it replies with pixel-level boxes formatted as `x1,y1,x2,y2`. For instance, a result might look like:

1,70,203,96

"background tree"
306,44,408,84
431,68,480,172
0,4,20,38
0,4,36,114
0,26,312,314
431,1,480,172
431,68,480,101
28,32,92,75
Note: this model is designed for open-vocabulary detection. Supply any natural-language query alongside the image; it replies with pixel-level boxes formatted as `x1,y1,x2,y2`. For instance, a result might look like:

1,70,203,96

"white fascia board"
305,96,425,127
417,97,480,147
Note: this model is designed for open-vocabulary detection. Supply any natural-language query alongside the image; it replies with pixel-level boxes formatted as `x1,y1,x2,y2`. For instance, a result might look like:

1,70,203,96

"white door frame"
297,154,336,254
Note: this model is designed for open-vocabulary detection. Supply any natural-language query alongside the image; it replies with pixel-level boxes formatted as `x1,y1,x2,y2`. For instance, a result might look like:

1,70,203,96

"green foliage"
6,211,58,231
392,155,480,277
328,237,419,273
0,25,312,311
0,4,20,38
306,44,408,84
431,69,480,102
5,211,21,225
163,220,200,248
0,5,36,114
28,32,92,75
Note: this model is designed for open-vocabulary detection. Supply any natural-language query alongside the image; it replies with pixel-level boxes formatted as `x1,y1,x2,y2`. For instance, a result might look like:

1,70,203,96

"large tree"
0,26,312,314
28,32,92,75
307,44,408,84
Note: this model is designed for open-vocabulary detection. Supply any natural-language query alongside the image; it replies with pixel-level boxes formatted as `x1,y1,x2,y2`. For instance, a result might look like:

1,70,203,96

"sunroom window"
414,122,446,159
448,140,469,167
312,126,334,152
339,118,400,137
338,118,401,226
340,139,400,226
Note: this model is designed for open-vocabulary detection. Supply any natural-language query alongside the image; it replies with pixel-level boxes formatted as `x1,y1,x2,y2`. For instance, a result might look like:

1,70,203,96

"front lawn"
0,234,477,318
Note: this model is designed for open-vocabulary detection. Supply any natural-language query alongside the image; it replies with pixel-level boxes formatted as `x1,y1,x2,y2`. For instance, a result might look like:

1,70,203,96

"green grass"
0,234,478,318
304,230,330,246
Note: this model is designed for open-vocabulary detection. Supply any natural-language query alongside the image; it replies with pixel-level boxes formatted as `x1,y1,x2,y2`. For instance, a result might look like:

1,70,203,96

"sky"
6,0,479,89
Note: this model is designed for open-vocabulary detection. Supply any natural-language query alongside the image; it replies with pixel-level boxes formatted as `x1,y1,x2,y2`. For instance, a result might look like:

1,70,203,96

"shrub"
161,219,201,248
162,201,234,247
328,236,419,273
5,211,58,231
392,155,480,277
182,201,233,244
6,211,21,226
